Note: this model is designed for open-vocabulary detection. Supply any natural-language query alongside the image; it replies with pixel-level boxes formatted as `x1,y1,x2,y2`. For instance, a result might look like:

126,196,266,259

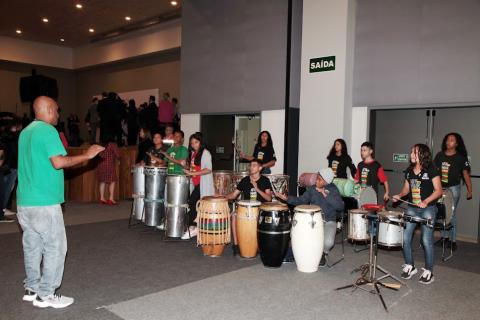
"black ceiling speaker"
19,69,59,103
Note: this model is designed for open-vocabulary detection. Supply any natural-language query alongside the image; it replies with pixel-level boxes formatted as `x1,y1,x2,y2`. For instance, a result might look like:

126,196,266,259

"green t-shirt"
166,145,188,175
17,120,67,206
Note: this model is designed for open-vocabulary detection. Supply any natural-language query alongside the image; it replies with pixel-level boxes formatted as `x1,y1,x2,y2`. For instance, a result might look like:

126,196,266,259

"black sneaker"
401,264,418,279
283,256,295,264
22,289,37,302
319,253,326,267
0,216,15,223
419,268,434,285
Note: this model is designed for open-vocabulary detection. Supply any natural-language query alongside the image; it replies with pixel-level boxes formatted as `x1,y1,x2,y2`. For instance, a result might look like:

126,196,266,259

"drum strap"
165,203,189,208
144,199,165,203
132,194,144,198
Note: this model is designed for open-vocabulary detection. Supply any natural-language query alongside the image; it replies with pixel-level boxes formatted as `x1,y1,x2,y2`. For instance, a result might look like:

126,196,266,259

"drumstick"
389,196,416,207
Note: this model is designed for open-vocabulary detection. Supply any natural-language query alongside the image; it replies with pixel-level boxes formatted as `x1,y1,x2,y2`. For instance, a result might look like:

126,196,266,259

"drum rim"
260,202,289,211
237,200,262,206
294,204,321,213
201,196,228,202
349,208,369,214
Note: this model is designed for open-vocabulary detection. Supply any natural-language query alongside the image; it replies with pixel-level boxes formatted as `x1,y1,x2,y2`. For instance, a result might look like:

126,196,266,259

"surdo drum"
144,166,167,227
291,205,324,273
197,196,231,257
235,200,261,258
257,202,291,268
348,209,370,242
165,175,190,238
131,165,145,221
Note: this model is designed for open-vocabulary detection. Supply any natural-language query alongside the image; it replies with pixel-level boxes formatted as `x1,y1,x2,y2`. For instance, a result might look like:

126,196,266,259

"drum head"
260,202,289,211
442,189,455,224
378,210,403,223
237,200,261,207
294,204,321,213
201,196,228,202
358,187,377,207
349,208,368,215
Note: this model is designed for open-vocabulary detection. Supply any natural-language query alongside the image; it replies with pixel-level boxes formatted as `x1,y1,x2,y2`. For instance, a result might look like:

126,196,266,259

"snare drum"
377,210,404,247
354,186,378,208
236,200,261,258
197,196,231,257
436,189,455,224
291,205,324,273
348,209,370,241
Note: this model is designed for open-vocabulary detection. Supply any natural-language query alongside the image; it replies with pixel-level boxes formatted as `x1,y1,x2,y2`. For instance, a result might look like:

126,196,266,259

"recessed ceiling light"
16,29,22,34
42,18,49,23
170,1,178,6
89,28,95,33
125,16,131,21
60,38,65,42
76,3,83,9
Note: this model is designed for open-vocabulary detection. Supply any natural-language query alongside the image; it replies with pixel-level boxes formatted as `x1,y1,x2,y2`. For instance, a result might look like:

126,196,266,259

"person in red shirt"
354,142,390,202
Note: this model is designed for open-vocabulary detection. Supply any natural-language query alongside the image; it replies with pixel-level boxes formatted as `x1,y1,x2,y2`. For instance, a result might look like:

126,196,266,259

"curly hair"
327,138,349,160
410,143,433,170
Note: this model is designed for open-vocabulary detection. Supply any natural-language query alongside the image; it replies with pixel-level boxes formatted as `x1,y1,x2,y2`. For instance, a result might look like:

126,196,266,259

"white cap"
318,168,334,184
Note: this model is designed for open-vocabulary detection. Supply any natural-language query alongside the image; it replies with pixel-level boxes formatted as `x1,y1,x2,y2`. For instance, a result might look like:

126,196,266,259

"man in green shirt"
16,96,104,309
162,130,188,174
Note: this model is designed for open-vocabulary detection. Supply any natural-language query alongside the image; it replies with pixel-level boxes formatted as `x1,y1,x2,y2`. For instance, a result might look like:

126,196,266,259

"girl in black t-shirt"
327,138,356,179
240,131,276,174
393,144,442,285
433,132,472,250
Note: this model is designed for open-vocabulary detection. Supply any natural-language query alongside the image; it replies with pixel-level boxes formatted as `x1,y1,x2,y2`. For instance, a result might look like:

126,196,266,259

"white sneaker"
181,226,198,240
3,209,16,216
401,264,418,279
33,293,74,309
156,223,165,230
419,268,434,285
22,289,37,302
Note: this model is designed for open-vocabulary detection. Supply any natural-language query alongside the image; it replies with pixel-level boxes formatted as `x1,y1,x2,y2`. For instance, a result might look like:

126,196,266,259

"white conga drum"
291,205,324,273
236,200,261,258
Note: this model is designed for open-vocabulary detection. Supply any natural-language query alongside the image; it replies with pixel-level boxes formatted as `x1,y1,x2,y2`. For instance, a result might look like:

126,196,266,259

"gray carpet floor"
1,202,479,320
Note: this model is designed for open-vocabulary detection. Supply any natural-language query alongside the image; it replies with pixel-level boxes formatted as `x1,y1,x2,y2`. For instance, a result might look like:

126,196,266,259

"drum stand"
335,215,405,312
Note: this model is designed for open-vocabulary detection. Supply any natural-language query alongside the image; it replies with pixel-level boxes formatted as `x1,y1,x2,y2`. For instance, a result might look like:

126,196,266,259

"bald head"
33,96,59,125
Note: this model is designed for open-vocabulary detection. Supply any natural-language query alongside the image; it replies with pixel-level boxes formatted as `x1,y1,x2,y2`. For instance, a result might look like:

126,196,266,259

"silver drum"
377,210,404,247
144,199,164,227
165,175,190,238
131,166,145,196
144,166,168,200
348,209,370,241
132,196,145,221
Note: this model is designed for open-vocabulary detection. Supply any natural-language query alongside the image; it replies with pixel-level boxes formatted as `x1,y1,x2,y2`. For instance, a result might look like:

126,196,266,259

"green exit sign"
309,56,335,73
393,153,409,163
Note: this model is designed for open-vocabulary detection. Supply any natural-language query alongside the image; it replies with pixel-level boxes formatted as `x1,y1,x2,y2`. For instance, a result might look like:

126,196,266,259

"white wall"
350,106,369,165
298,0,356,174
180,114,201,148
0,36,73,69
260,110,285,175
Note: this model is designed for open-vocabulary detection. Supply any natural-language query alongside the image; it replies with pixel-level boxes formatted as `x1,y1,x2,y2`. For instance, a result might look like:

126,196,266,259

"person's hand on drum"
183,169,193,176
391,194,401,203
417,200,428,209
274,191,287,201
383,192,390,202
86,144,105,159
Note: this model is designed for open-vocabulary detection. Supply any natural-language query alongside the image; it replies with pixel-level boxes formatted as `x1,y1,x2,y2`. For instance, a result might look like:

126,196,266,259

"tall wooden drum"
197,196,231,257
236,200,261,258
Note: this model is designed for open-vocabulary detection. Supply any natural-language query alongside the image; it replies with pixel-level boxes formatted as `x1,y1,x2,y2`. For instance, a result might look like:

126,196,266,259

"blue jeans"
403,206,437,271
0,169,17,213
441,185,461,242
17,205,67,297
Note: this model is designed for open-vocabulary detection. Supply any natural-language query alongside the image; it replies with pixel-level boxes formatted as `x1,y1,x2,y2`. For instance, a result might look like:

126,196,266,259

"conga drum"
197,196,231,257
257,202,291,268
291,205,324,273
236,200,261,258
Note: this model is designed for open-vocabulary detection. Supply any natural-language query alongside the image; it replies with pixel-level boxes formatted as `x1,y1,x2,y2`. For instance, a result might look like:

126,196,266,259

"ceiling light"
16,29,22,34
89,28,95,33
60,38,65,42
125,16,131,21
42,18,49,23
170,1,178,6
76,4,83,9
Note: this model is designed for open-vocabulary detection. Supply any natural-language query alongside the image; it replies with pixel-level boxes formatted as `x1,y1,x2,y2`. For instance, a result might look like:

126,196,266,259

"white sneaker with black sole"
401,264,418,279
419,268,434,285
22,289,37,302
33,293,74,309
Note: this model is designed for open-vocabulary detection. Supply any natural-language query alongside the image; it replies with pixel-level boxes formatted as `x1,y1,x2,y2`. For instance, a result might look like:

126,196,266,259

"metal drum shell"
132,196,145,221
166,175,190,205
131,166,145,196
348,209,370,241
165,206,187,238
144,199,164,227
377,210,404,247
144,166,168,200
